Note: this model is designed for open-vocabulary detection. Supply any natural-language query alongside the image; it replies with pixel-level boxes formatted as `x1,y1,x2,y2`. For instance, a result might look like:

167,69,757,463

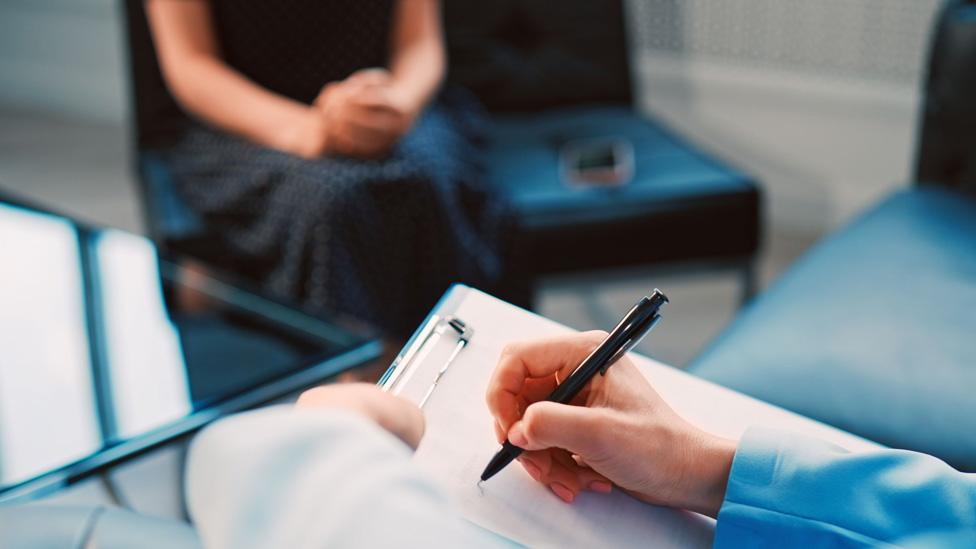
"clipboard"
380,312,472,408
379,285,476,407
376,284,881,548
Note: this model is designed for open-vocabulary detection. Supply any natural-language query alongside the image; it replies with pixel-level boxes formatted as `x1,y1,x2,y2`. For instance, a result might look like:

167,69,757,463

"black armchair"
690,0,976,470
444,0,763,295
915,0,976,194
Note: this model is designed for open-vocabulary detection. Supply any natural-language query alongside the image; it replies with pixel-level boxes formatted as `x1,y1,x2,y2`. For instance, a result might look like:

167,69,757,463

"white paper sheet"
392,288,880,548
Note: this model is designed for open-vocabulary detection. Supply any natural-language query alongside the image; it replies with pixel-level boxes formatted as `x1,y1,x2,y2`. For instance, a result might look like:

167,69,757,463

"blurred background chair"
123,0,763,313
689,0,976,471
915,0,976,194
444,0,762,303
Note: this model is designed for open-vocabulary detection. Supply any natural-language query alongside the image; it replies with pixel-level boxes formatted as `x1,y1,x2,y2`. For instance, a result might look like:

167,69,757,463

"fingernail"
508,423,527,447
521,460,542,482
589,481,613,493
494,422,505,444
550,483,575,503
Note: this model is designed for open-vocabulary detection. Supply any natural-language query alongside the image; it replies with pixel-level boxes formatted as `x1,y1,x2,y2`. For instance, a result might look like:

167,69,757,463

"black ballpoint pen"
480,290,669,483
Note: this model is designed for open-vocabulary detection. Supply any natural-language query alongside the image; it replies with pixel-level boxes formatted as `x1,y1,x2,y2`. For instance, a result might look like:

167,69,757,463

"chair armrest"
0,504,201,549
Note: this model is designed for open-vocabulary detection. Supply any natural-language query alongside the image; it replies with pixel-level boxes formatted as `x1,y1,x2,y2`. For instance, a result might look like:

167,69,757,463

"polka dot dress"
158,0,516,336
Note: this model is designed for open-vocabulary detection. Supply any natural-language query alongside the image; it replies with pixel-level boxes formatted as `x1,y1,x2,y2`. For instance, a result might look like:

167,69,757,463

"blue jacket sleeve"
185,406,501,549
715,427,976,548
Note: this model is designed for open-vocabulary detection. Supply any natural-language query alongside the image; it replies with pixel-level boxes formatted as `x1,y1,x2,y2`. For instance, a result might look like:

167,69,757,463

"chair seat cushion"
486,107,760,273
689,187,976,470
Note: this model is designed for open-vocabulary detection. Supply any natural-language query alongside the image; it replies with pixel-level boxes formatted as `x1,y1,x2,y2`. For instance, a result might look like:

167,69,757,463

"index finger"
346,68,392,86
486,331,607,433
347,88,397,111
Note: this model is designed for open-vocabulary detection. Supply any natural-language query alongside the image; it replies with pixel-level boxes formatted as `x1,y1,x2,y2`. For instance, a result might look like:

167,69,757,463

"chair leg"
739,258,758,307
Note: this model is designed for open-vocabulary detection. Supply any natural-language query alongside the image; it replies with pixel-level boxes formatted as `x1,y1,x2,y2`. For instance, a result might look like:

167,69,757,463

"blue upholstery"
690,187,976,470
486,106,760,273
488,107,753,225
138,151,205,241
135,152,264,279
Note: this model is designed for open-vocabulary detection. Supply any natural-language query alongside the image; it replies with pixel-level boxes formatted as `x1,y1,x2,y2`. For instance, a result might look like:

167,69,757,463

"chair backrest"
915,0,976,193
443,0,634,112
121,0,187,151
120,0,206,245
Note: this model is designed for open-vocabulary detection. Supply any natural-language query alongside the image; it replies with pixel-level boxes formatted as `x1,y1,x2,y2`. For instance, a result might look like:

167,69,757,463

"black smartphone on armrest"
560,137,635,188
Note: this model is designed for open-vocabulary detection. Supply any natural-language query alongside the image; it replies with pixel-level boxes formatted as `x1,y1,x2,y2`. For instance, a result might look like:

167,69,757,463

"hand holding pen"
483,294,736,517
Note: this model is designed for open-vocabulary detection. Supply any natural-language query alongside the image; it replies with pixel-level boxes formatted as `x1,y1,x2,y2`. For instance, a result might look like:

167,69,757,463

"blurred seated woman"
146,0,512,336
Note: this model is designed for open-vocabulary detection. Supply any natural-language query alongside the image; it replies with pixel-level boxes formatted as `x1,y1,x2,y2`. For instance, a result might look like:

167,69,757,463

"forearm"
670,429,736,518
714,427,976,546
164,55,313,152
387,0,445,114
146,0,315,155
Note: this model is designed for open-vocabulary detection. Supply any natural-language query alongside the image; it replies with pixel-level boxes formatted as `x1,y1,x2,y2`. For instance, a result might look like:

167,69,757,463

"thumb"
348,67,391,84
508,401,604,455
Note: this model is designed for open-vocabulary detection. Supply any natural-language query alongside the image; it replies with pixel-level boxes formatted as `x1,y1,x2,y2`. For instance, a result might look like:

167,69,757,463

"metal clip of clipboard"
380,314,474,408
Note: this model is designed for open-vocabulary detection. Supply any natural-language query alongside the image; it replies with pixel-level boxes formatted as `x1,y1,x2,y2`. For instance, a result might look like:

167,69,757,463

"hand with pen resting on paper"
485,331,737,517
264,332,975,548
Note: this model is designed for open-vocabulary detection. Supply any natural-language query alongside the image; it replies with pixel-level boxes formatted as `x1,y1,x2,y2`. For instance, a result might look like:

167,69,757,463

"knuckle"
521,407,544,442
296,385,328,403
579,331,609,350
584,330,609,341
500,342,523,358
301,385,326,397
485,391,502,413
583,409,615,454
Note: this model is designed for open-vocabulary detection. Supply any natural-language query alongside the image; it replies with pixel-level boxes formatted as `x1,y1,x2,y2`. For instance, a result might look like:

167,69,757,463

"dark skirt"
159,95,517,336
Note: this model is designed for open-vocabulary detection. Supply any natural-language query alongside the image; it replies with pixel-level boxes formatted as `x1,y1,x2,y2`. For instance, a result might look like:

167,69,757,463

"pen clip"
600,314,660,375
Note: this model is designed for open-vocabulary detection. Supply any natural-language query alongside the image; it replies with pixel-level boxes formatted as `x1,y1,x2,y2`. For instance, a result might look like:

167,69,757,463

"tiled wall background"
0,0,128,123
624,0,941,234
629,0,940,85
